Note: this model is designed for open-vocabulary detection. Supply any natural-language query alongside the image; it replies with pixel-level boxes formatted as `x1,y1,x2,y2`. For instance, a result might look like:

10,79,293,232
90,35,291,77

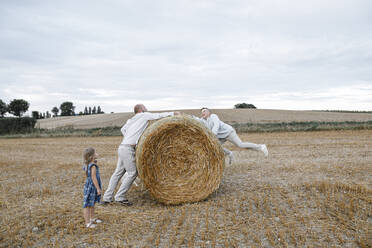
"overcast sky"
1,0,371,114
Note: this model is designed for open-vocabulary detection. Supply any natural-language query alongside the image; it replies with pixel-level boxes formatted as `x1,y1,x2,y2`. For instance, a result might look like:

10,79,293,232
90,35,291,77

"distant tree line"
0,99,104,119
0,98,106,134
81,105,104,116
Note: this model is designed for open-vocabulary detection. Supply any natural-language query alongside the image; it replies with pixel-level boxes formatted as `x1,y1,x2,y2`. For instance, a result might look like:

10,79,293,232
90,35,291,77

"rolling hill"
36,109,372,130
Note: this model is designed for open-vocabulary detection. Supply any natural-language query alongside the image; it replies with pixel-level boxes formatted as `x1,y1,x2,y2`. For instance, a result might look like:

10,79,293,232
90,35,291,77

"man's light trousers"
103,145,137,202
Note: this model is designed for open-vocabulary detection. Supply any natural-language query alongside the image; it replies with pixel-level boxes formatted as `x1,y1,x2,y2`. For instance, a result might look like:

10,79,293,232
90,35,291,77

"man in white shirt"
102,104,179,205
193,108,268,164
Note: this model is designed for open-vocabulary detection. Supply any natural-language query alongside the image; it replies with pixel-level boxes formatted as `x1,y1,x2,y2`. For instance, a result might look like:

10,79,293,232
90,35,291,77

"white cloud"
0,0,372,114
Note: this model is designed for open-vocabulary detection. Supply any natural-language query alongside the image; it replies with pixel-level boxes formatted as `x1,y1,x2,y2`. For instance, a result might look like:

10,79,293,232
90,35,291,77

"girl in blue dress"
82,147,103,228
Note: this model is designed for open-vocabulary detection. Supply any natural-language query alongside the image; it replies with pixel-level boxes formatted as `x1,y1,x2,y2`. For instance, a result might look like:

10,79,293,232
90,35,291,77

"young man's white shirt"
121,112,174,145
193,113,233,139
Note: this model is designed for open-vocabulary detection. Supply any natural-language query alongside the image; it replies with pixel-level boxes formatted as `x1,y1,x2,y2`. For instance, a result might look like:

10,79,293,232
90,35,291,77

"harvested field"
0,130,371,247
36,109,372,129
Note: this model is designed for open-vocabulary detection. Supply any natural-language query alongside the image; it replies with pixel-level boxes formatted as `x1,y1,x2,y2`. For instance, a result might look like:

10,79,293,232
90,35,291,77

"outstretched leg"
227,131,268,156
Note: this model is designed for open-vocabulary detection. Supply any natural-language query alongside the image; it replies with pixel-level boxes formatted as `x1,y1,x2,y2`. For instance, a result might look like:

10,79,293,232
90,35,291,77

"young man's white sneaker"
260,144,268,157
228,152,234,165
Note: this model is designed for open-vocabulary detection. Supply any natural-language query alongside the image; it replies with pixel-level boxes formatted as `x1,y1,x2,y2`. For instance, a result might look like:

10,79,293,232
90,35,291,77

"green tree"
88,107,92,115
97,106,102,114
92,106,96,114
8,99,30,117
84,106,88,115
60,102,75,116
0,99,7,117
32,111,39,119
51,107,59,117
234,103,256,109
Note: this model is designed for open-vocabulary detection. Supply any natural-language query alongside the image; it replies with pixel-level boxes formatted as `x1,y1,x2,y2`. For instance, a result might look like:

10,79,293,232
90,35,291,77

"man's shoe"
115,200,133,206
99,200,111,205
261,144,269,157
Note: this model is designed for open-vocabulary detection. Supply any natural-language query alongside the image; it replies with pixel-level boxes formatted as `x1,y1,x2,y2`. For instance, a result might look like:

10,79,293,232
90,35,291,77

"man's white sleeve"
192,115,208,128
192,115,202,122
145,112,174,121
121,120,130,136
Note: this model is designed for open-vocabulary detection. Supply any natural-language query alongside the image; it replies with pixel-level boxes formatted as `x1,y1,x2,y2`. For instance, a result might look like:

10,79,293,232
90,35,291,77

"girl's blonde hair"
83,147,96,166
83,147,96,176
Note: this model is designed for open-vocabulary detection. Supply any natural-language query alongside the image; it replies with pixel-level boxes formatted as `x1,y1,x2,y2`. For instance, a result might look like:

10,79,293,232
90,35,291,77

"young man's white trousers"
103,145,137,202
220,130,261,151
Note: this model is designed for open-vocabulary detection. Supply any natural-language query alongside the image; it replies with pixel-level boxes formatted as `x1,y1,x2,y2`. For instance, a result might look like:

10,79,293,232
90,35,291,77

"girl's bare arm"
91,166,102,195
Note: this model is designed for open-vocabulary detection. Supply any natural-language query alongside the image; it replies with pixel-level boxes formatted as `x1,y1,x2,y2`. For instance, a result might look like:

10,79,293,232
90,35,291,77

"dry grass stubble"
0,130,371,247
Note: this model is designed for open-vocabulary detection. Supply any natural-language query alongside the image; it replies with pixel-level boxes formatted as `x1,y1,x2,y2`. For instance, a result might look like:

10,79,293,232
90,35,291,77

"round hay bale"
136,115,225,205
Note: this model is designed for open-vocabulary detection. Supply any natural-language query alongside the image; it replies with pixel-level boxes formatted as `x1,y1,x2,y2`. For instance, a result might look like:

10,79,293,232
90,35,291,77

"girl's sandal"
86,222,96,228
91,218,102,224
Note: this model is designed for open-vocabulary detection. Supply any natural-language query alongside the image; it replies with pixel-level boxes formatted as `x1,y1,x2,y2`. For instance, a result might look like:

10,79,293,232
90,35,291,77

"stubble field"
0,130,371,247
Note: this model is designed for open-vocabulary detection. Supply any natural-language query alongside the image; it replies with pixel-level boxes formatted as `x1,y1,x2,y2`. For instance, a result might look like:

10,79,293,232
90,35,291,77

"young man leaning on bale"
101,104,180,206
193,107,268,164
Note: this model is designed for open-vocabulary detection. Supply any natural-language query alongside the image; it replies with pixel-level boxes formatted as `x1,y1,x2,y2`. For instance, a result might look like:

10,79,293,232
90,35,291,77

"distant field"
36,109,372,130
0,130,371,247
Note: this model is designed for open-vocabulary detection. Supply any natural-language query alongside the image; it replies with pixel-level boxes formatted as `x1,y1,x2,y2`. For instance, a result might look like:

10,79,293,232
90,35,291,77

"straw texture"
136,115,225,205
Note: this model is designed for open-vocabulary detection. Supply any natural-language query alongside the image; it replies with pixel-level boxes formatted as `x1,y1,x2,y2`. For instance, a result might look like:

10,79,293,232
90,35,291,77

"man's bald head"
134,104,147,114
